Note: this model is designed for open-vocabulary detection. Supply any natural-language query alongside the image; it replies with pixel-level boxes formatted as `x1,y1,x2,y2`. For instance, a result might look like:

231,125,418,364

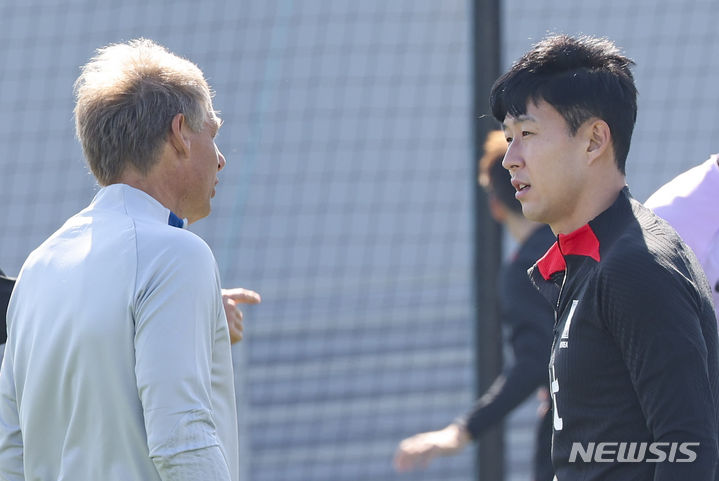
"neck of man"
115,162,184,221
550,168,627,235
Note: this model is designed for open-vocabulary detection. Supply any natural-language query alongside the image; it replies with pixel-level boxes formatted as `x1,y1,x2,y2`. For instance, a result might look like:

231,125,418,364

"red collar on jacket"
536,224,601,280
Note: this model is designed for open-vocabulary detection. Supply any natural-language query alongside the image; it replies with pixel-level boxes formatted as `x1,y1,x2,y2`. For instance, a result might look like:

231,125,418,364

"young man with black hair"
394,131,555,481
494,34,719,480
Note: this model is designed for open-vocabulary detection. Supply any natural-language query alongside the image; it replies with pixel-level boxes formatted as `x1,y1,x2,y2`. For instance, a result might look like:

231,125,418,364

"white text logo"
568,442,699,463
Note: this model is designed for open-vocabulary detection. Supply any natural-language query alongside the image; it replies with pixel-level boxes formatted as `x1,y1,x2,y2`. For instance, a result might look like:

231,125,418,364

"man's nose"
216,145,226,171
501,143,522,171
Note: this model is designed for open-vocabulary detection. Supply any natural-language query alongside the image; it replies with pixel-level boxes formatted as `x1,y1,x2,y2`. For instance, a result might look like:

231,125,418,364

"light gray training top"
0,184,238,481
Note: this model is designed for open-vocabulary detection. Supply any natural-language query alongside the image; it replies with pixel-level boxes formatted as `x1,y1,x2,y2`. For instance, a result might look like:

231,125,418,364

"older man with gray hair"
0,39,240,481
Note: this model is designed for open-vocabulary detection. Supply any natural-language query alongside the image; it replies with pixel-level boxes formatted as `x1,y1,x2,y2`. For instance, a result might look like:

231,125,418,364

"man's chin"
187,206,212,225
520,204,536,219
521,205,547,224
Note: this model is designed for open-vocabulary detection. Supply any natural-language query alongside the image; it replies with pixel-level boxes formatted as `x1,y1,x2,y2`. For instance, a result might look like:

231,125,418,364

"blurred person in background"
0,38,245,481
645,155,719,321
394,130,555,481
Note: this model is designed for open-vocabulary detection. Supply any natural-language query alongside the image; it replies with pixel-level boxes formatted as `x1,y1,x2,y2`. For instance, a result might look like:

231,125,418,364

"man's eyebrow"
503,114,535,128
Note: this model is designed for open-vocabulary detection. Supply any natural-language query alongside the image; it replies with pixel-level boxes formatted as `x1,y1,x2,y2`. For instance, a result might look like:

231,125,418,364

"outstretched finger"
222,287,261,304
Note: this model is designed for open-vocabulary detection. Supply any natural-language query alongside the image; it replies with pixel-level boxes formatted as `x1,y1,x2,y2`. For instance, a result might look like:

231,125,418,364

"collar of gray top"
168,211,187,229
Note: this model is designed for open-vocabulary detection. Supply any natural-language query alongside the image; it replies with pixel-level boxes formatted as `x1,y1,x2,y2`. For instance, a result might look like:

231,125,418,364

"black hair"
490,35,637,174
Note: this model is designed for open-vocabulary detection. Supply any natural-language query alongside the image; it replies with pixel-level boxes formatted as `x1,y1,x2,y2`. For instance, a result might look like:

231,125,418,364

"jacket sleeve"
133,241,232,481
0,337,25,481
598,254,719,480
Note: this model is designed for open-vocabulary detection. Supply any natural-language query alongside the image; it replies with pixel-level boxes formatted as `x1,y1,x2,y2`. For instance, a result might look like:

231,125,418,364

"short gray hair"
74,38,219,185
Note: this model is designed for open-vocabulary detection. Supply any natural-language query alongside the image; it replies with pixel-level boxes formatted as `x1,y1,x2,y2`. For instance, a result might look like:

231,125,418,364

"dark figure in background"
394,130,555,481
0,269,14,359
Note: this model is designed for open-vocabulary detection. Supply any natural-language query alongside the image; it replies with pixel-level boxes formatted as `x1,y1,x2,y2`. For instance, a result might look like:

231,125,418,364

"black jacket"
530,188,719,480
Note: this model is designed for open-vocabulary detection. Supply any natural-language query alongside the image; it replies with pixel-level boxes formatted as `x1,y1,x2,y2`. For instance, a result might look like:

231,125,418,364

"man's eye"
505,137,513,143
522,131,532,137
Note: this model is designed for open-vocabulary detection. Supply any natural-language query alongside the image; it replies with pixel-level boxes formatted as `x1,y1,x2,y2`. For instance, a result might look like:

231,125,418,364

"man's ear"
168,113,191,158
586,119,611,164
